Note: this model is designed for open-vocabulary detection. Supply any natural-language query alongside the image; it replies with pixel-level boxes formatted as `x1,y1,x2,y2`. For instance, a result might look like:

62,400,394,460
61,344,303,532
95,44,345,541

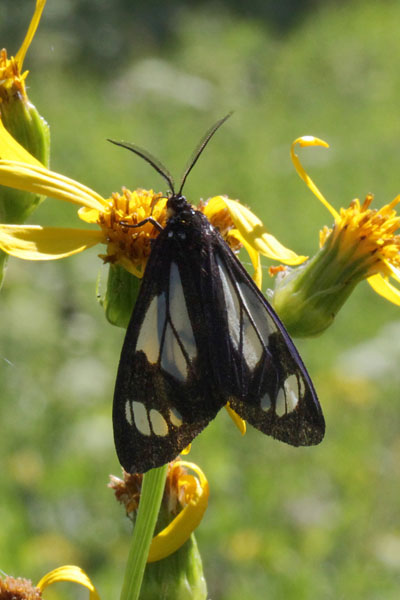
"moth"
111,115,325,474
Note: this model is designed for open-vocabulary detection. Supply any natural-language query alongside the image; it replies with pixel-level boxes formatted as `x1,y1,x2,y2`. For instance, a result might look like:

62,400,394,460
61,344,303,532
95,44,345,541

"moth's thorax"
162,201,213,251
165,193,203,226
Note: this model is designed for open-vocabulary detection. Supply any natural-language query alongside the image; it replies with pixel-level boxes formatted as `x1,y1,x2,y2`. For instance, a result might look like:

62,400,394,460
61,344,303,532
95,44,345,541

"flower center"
0,49,27,101
97,188,167,277
323,194,400,278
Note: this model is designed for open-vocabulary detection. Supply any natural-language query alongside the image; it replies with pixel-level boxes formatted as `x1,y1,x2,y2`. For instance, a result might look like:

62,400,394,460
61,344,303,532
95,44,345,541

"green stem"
120,464,168,600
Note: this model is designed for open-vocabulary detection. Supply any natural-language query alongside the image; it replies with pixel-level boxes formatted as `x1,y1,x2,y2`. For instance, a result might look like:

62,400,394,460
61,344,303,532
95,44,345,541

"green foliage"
2,1,400,598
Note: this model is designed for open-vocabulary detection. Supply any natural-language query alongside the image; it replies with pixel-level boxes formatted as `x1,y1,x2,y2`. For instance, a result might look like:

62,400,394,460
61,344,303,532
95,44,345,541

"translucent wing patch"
136,293,166,363
135,262,197,382
217,256,264,369
161,262,197,381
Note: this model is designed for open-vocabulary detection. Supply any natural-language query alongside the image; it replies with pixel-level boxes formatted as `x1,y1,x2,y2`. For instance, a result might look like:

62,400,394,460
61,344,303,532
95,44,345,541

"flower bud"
100,264,141,328
0,96,50,222
271,233,364,337
141,506,207,600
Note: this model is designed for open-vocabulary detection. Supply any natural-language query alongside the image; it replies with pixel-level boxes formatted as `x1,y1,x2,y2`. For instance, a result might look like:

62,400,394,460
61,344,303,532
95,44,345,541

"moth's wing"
213,245,325,446
113,233,226,474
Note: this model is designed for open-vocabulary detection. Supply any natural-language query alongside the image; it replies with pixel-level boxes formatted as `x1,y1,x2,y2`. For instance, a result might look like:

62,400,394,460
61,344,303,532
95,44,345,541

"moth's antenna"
108,139,175,193
178,112,233,196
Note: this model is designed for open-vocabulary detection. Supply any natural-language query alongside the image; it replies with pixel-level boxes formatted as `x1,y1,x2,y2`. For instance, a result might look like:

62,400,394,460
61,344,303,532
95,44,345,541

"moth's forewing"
113,210,227,473
215,246,324,445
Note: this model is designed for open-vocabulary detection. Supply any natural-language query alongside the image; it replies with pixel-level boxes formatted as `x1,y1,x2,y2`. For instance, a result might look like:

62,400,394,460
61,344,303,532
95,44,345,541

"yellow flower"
0,0,46,105
0,566,99,600
0,0,49,243
109,460,209,563
271,136,400,337
0,119,306,282
148,460,209,563
292,136,400,304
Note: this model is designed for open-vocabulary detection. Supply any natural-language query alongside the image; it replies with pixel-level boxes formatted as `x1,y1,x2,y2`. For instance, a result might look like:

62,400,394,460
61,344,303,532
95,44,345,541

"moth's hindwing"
113,209,325,473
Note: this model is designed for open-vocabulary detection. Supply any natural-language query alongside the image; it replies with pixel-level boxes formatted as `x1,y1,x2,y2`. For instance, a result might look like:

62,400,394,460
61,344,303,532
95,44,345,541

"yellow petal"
181,443,191,455
291,136,339,221
229,229,262,289
15,0,47,70
0,160,106,211
37,565,100,600
222,197,307,265
147,461,209,563
202,195,229,219
386,260,400,283
0,119,42,166
244,238,262,290
225,402,246,435
78,206,103,224
367,273,400,306
0,225,104,260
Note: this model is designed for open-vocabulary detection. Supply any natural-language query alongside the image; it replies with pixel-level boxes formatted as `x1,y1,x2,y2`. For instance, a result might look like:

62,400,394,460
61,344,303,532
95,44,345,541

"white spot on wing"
169,407,183,427
275,388,286,417
168,263,197,360
217,256,264,369
237,281,281,370
261,393,271,412
149,409,169,436
136,293,166,363
299,376,306,398
242,317,263,369
238,281,278,335
217,256,241,350
132,401,151,436
161,323,187,381
284,374,299,412
125,401,133,425
160,262,197,381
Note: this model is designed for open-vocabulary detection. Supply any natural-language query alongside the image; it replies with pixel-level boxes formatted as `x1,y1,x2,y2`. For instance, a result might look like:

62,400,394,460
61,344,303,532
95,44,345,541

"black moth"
111,115,325,474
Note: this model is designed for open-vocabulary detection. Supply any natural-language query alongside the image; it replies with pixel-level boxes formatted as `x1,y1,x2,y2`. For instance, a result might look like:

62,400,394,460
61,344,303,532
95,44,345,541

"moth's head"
166,193,188,216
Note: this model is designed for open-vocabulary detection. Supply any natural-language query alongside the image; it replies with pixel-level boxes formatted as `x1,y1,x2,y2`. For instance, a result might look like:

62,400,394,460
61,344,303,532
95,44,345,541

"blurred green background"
1,0,400,598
